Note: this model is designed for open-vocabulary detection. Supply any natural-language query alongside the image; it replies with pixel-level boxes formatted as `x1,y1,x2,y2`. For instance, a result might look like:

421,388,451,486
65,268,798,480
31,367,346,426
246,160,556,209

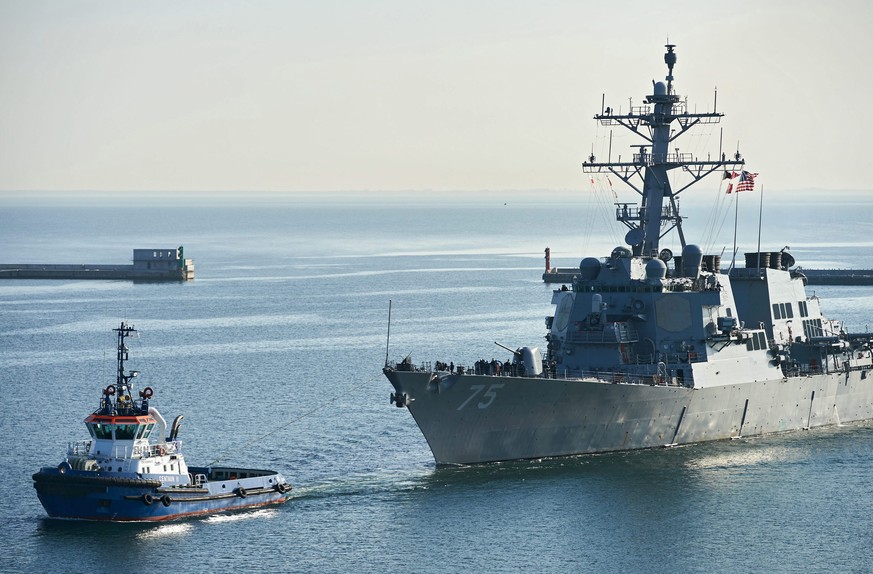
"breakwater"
0,248,194,281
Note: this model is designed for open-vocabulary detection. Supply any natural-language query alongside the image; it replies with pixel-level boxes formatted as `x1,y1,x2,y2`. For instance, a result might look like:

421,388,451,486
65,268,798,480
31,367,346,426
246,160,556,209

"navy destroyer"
383,43,873,465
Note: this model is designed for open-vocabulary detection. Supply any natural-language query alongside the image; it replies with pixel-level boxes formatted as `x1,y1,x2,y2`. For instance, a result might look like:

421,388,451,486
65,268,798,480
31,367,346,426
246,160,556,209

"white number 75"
457,384,504,410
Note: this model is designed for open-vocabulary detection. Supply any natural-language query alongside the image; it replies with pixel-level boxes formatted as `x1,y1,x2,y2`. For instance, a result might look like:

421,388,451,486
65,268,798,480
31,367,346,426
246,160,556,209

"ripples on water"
3,192,873,573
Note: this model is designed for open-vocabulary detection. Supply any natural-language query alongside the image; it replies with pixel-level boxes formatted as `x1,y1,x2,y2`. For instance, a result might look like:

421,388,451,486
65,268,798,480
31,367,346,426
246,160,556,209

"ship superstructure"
383,44,873,465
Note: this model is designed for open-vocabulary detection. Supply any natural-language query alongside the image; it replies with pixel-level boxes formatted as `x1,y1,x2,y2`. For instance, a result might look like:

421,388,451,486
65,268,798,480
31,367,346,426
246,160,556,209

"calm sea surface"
2,189,873,573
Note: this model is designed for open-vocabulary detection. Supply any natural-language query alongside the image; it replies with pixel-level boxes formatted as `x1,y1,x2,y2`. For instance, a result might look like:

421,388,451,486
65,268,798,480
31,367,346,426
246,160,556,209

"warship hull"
385,369,873,465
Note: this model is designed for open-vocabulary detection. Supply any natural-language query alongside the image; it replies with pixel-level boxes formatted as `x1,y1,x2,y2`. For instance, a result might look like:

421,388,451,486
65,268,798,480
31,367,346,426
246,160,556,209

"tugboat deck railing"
67,439,183,459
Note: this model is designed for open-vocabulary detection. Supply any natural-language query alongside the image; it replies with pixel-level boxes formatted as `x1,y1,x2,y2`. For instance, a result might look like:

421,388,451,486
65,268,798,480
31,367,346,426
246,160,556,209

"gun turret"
494,341,521,357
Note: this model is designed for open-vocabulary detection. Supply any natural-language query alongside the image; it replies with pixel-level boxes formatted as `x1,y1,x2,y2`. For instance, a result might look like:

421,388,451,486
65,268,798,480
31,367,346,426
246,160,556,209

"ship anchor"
390,392,410,408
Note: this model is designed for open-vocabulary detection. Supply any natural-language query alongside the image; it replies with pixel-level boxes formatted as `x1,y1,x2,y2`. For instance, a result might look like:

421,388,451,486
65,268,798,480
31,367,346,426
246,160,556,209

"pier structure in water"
0,247,194,281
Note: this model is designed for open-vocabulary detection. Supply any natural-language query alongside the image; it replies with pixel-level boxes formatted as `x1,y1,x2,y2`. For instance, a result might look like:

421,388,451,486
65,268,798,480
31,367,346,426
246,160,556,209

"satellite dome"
646,258,667,280
579,257,602,280
653,81,667,96
681,244,703,278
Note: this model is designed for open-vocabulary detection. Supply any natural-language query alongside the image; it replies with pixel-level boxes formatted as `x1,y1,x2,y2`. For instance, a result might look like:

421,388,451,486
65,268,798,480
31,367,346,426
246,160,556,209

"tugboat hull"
33,467,291,522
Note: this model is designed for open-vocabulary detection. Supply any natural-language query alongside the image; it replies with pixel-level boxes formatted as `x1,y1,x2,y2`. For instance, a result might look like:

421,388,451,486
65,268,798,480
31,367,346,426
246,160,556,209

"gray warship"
383,43,873,465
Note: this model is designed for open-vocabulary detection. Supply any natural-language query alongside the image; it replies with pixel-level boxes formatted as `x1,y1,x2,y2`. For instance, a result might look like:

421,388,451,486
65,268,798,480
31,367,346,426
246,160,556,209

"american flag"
735,170,758,192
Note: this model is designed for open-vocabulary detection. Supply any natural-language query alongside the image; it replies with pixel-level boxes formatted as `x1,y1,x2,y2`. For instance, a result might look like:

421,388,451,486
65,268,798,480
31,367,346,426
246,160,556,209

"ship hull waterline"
384,369,873,465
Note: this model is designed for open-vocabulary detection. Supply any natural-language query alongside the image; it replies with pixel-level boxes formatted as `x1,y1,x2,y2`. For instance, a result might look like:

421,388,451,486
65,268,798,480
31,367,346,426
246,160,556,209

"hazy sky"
1,0,871,193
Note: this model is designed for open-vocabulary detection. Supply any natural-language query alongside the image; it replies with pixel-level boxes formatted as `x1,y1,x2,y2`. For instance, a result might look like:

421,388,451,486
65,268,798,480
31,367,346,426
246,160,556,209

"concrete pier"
0,247,194,281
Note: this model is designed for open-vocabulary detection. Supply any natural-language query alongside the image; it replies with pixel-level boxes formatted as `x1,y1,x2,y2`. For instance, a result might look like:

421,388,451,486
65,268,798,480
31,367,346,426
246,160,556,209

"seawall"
0,247,194,281
0,263,194,281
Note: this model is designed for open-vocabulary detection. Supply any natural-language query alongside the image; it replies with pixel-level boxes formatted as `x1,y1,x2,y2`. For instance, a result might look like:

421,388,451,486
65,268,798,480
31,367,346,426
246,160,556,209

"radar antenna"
583,44,745,256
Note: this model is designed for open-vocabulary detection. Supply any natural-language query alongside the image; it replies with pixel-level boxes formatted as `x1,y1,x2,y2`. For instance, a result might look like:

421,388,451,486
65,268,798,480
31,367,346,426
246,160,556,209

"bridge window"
137,423,154,439
115,424,138,440
90,423,114,440
746,332,767,351
803,318,824,338
772,303,781,319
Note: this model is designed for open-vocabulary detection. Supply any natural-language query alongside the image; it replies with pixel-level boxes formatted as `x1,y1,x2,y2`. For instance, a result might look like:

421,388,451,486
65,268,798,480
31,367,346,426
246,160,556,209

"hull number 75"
457,384,504,410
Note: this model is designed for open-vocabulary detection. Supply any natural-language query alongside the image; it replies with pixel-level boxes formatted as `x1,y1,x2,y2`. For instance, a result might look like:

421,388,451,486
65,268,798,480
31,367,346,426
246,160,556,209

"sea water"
2,190,873,573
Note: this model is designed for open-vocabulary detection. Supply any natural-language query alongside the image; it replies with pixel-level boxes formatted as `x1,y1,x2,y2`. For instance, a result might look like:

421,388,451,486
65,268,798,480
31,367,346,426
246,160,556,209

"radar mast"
583,43,744,256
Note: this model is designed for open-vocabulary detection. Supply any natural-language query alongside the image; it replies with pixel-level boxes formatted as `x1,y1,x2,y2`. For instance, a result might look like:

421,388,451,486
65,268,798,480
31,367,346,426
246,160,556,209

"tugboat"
33,322,292,521
383,43,873,465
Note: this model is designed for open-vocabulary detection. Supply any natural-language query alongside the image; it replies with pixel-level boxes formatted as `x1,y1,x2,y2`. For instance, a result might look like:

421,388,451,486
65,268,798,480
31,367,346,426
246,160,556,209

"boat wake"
204,508,280,524
134,523,193,539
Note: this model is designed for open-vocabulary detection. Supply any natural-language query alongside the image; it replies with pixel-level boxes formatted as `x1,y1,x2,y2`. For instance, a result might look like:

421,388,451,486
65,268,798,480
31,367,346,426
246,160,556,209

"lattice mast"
583,44,744,256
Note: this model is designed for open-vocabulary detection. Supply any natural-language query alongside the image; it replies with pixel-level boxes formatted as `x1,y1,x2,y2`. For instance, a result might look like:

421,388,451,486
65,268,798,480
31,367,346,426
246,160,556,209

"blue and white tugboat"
32,322,292,521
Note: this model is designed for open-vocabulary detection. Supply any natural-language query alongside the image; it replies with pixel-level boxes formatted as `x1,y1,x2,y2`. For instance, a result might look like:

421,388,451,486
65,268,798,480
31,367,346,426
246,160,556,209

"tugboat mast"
583,43,745,256
113,322,139,411
115,322,138,386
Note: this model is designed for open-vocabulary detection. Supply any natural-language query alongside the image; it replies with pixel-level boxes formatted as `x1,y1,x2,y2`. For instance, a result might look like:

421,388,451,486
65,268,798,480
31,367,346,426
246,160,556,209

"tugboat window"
115,424,137,440
136,423,154,439
92,423,113,440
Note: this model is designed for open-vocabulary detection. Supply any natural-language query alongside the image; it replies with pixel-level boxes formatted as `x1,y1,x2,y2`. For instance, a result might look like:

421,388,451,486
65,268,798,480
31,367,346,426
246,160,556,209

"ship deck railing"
781,360,872,379
67,439,182,459
189,472,208,486
387,360,691,387
546,369,690,387
68,440,91,457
